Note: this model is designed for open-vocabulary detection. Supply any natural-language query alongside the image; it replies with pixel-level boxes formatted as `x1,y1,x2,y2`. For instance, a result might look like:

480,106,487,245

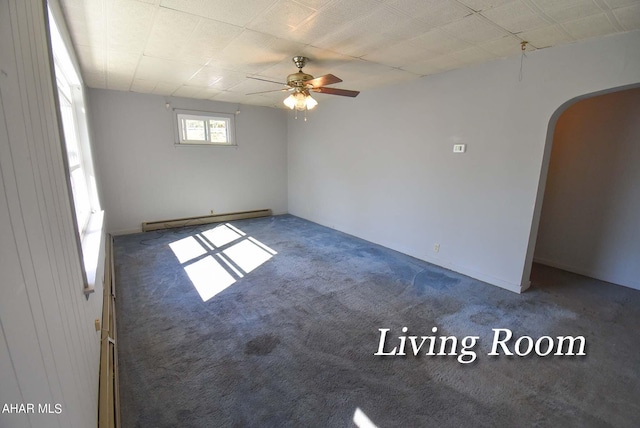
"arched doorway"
524,84,640,290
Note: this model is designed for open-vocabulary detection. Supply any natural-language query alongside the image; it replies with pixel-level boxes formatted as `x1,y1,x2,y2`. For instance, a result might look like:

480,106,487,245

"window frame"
48,5,104,295
173,109,237,147
54,62,92,235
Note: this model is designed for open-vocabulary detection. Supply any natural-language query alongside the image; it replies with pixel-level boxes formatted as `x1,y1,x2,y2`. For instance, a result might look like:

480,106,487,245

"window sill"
81,210,105,296
174,143,238,148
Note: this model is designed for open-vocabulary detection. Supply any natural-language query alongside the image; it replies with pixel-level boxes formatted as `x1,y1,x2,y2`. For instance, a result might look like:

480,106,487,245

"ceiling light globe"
294,92,307,110
283,94,296,109
305,95,318,110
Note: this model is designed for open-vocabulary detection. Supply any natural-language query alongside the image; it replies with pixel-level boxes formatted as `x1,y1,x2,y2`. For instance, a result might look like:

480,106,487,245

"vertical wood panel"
0,2,55,424
15,3,69,420
0,0,103,426
0,327,30,428
0,115,48,428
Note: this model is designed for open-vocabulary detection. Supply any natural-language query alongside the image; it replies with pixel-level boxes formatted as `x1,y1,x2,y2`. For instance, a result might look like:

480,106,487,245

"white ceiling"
60,0,640,108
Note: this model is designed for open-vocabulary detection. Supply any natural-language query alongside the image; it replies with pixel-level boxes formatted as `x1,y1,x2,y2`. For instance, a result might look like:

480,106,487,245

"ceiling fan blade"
311,87,360,97
303,74,342,88
246,88,291,95
246,76,287,85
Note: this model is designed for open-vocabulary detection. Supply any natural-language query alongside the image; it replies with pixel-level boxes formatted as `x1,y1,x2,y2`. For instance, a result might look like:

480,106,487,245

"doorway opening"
526,85,640,290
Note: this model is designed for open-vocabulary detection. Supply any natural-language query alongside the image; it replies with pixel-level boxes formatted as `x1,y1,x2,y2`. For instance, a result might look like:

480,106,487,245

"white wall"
288,30,640,293
88,90,288,234
0,0,103,427
534,88,640,290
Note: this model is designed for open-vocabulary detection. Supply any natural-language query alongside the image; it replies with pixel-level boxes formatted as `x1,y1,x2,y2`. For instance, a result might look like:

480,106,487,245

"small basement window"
174,110,236,146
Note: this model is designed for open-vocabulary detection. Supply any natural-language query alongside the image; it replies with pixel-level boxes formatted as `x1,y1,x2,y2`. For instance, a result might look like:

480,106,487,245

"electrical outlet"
434,243,440,253
210,209,215,215
453,144,466,153
94,319,100,332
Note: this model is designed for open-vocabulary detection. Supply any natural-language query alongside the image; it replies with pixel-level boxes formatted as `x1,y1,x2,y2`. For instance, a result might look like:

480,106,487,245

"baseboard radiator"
98,235,120,428
141,209,272,232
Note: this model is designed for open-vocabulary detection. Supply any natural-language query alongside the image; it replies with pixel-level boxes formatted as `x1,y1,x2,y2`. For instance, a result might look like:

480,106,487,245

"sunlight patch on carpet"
223,239,273,273
184,256,236,301
168,223,277,302
168,236,206,263
354,408,378,428
201,224,243,247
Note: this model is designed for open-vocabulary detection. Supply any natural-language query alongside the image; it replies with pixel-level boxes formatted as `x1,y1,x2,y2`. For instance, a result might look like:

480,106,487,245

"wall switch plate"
453,144,466,153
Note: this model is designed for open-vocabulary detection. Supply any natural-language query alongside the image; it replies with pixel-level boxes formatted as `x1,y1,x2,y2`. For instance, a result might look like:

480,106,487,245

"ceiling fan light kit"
247,56,359,120
283,91,317,111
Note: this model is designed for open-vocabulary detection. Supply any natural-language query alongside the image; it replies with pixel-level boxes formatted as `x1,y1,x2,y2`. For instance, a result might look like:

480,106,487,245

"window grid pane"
58,95,81,168
208,119,228,143
184,119,206,141
55,70,92,231
70,168,91,232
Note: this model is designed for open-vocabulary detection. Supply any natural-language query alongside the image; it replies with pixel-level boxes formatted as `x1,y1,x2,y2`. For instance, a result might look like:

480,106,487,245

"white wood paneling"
0,0,103,426
0,328,30,428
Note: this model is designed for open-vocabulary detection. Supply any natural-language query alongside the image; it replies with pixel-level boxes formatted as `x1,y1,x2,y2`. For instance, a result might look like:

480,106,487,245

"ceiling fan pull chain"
519,41,528,82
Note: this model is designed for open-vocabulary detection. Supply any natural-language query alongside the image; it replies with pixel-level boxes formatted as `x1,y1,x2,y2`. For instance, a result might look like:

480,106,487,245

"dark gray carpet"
114,215,640,428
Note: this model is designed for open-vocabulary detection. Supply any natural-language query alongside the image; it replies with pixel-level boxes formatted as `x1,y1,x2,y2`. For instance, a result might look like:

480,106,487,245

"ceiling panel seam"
591,0,626,32
519,0,573,47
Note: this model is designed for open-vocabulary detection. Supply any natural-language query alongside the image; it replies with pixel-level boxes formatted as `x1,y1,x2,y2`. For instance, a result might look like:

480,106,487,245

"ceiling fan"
247,56,359,114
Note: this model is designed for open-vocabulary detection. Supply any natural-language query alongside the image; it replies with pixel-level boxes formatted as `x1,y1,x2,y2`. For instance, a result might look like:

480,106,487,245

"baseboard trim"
350,233,526,294
291,214,526,294
420,255,525,294
533,257,640,290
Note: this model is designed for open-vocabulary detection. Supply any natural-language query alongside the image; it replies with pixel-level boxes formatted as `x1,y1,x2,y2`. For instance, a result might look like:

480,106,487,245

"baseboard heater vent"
142,209,272,232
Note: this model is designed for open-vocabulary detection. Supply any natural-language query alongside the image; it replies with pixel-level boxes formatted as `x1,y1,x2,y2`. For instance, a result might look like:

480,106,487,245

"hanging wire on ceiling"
519,41,528,82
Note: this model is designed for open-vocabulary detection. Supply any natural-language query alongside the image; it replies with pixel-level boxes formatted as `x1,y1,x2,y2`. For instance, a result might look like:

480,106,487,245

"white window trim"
48,5,104,295
173,109,237,147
